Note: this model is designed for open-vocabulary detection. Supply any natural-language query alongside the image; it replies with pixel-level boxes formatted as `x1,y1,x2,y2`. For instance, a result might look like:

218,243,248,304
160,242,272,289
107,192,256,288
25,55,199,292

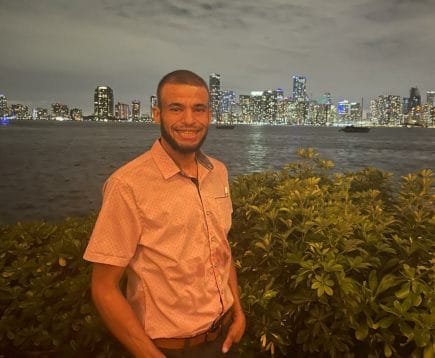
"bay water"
1,120,434,223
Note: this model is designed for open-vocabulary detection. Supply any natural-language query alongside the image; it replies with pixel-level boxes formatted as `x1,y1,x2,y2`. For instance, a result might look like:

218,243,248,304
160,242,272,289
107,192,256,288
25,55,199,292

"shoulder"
205,154,229,180
107,150,156,187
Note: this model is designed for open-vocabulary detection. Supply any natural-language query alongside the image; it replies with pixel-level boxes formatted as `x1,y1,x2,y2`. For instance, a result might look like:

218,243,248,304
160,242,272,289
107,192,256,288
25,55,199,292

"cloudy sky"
1,0,434,114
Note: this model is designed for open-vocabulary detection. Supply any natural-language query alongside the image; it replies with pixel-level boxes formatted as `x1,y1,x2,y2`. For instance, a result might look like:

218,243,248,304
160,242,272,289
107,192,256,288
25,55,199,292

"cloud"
1,0,434,113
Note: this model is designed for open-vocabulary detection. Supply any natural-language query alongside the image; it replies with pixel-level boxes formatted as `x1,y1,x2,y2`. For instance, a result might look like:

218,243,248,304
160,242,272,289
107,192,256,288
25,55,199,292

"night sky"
1,0,434,114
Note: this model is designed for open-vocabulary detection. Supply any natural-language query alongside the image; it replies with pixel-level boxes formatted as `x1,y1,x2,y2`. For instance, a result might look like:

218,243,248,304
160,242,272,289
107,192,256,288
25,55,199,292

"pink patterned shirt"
83,139,234,339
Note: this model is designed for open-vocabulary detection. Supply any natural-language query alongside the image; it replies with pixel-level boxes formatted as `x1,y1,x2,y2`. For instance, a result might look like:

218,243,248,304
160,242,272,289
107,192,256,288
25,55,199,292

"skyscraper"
70,108,83,121
150,95,157,121
0,94,8,117
115,102,129,121
131,100,141,121
408,87,421,112
94,86,114,121
11,104,30,120
33,108,49,120
221,90,236,114
51,103,69,120
209,73,221,121
386,95,402,126
292,76,307,102
427,91,435,106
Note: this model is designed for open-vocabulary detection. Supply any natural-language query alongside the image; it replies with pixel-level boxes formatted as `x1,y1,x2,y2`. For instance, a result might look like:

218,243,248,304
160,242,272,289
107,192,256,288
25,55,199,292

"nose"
182,108,195,125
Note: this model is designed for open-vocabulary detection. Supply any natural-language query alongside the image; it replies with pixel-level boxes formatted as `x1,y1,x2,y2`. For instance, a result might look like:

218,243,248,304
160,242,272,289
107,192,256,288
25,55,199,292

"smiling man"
83,70,245,358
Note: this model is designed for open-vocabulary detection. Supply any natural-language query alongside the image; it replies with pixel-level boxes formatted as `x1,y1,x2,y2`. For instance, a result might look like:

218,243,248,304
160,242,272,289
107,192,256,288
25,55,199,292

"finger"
222,327,235,353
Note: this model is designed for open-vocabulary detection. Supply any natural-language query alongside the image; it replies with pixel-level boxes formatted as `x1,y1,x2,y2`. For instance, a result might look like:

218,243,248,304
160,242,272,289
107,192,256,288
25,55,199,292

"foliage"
0,215,128,357
1,148,434,357
230,148,435,357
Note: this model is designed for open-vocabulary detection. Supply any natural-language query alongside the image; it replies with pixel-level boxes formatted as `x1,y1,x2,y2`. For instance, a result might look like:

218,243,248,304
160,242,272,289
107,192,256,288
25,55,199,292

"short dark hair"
156,70,209,109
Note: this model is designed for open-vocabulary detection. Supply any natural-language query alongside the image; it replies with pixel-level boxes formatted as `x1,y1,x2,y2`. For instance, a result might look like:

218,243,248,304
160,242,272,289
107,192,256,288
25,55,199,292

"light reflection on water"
1,121,434,223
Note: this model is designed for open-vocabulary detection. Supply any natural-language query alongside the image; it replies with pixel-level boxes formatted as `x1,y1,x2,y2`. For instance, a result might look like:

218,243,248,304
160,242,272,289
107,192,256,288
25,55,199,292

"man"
83,69,246,358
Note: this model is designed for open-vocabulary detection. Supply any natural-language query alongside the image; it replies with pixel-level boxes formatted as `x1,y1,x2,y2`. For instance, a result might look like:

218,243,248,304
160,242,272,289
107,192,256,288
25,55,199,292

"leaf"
378,316,395,329
324,286,334,296
355,321,369,341
375,274,400,297
398,322,414,341
263,290,278,301
384,343,393,357
368,270,378,292
255,242,267,251
395,282,410,299
260,334,267,348
415,328,431,348
58,257,67,267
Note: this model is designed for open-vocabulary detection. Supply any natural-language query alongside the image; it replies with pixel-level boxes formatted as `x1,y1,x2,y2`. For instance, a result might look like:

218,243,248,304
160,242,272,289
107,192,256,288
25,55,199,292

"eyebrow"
168,103,183,108
193,104,208,110
167,103,208,109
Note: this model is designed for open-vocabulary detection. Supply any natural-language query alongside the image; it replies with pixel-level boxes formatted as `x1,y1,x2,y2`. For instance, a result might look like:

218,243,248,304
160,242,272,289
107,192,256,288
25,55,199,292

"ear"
152,106,161,124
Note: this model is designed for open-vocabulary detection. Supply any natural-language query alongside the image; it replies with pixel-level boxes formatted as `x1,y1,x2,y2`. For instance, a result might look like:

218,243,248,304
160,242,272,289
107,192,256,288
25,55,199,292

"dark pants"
158,324,238,358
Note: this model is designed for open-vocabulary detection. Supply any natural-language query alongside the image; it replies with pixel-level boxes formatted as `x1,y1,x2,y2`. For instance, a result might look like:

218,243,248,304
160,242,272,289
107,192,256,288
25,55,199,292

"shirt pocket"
214,190,233,234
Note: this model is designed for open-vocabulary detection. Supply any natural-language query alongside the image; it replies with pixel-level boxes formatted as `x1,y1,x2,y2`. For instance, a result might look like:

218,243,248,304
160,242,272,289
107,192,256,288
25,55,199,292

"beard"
160,118,208,154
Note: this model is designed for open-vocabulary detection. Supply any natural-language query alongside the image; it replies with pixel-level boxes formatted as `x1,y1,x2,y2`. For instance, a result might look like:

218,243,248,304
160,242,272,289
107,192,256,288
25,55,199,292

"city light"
1,75,434,127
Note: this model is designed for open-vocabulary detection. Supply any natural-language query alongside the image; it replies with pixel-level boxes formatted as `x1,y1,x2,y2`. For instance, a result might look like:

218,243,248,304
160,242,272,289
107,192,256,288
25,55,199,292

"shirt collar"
150,139,214,180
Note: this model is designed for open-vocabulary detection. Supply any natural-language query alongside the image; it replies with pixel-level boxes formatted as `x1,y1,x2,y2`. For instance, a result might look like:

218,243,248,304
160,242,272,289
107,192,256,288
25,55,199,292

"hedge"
1,149,434,357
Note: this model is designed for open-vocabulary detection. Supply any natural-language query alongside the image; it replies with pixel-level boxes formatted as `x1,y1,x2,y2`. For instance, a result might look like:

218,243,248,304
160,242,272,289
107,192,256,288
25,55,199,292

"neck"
160,139,198,177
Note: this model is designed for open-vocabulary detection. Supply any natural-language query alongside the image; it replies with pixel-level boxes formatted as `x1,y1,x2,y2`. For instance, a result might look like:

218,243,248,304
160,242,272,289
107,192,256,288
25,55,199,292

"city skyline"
1,0,434,113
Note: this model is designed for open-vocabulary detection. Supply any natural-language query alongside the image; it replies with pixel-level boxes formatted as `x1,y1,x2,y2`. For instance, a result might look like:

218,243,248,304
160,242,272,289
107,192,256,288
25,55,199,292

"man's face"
154,83,211,154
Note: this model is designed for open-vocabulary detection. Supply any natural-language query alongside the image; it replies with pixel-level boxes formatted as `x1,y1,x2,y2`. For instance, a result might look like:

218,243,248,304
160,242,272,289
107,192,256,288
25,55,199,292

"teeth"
177,130,198,134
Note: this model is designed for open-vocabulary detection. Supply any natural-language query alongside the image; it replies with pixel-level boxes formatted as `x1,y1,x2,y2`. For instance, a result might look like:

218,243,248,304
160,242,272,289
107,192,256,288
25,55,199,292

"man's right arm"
91,263,165,358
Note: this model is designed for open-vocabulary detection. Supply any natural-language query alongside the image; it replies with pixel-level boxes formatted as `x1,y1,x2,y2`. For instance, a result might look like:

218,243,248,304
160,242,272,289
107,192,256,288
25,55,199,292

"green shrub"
1,149,434,357
0,216,128,357
230,148,434,357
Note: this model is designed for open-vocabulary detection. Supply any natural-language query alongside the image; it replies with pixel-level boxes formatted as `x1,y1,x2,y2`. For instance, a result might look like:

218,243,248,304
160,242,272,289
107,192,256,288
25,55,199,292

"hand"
222,310,246,354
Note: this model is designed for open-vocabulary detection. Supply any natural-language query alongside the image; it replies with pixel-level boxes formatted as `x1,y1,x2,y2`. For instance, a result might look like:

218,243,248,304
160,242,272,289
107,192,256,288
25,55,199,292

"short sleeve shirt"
83,139,234,339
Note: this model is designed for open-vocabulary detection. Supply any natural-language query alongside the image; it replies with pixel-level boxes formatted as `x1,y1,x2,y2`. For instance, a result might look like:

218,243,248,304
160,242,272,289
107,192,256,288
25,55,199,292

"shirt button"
206,211,211,215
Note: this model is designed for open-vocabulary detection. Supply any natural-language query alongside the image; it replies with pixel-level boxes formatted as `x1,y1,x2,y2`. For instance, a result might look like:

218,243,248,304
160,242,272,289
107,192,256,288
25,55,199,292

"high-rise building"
321,92,332,105
70,108,83,121
51,103,69,120
275,88,284,101
262,90,275,123
11,104,30,120
94,86,114,121
33,108,49,120
337,100,351,122
407,87,422,124
349,102,362,122
386,95,402,126
427,91,435,106
221,90,236,114
408,87,421,112
0,94,8,117
115,102,129,121
150,95,157,121
371,96,388,125
131,100,141,121
402,97,410,115
250,91,263,123
209,73,221,121
239,94,252,123
292,75,307,102
371,95,402,125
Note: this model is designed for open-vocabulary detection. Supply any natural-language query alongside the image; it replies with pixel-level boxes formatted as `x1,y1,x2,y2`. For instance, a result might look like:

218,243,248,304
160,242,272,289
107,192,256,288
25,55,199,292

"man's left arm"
222,260,246,353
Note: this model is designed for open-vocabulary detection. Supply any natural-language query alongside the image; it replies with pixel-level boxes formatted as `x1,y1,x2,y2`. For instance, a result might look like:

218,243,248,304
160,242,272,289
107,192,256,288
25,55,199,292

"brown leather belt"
153,309,233,350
